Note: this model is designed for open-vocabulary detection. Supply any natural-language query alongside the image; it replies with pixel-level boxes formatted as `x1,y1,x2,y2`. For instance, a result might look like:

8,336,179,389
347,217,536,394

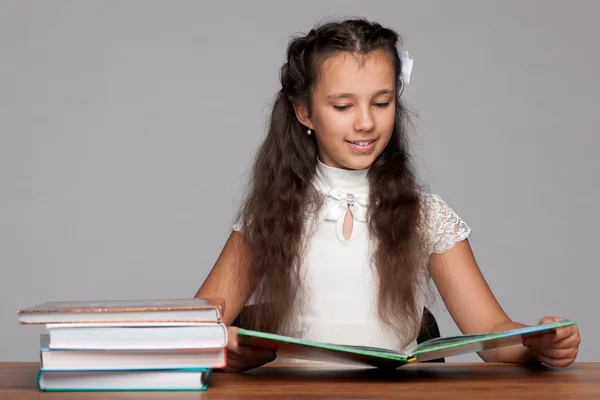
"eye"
373,102,391,108
333,105,351,111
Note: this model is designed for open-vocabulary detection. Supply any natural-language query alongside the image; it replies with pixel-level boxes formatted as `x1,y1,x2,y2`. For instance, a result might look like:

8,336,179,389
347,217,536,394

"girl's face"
295,49,396,170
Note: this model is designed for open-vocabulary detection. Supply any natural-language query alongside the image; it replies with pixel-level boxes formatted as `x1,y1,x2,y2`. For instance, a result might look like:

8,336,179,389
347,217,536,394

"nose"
353,106,375,133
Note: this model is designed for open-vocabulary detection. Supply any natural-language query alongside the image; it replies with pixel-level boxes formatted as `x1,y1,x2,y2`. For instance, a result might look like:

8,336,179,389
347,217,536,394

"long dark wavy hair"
236,18,428,347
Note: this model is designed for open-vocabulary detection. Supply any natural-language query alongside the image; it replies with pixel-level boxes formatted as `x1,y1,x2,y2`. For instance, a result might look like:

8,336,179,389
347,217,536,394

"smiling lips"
346,139,376,153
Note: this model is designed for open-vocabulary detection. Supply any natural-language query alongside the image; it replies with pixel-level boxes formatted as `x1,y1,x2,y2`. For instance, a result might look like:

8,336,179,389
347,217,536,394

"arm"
428,239,538,363
429,239,580,366
194,231,254,325
195,231,277,372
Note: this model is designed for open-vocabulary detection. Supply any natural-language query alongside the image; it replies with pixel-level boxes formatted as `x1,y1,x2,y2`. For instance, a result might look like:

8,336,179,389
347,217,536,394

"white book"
40,334,226,370
46,322,227,350
38,369,212,391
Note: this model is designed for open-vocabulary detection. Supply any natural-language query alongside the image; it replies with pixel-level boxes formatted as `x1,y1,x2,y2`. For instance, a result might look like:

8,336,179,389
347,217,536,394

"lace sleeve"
232,215,242,232
422,193,472,255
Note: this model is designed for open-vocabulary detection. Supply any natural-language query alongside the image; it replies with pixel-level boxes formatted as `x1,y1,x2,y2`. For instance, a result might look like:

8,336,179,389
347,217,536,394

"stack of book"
17,298,226,392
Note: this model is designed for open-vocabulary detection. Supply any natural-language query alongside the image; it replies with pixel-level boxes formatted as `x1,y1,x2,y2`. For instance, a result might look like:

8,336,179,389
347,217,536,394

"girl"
195,18,580,372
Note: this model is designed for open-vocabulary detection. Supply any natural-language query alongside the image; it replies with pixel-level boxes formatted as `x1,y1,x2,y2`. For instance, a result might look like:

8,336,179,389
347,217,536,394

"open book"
238,319,577,368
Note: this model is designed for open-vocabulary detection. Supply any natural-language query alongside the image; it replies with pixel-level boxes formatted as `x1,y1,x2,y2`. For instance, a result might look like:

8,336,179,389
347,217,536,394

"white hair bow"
400,51,413,84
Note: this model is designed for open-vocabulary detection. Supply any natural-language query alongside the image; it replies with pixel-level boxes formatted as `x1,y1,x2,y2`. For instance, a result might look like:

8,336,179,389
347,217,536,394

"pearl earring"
307,128,312,135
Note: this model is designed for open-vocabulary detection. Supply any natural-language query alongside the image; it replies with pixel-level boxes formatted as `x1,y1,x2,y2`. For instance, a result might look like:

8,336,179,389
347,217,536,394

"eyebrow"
326,89,395,99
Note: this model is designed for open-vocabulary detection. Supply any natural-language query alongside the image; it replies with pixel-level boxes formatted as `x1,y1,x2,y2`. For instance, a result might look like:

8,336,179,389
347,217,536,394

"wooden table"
1,362,599,399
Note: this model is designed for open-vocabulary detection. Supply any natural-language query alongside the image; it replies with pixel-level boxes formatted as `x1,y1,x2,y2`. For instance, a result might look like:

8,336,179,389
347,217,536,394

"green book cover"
238,319,578,368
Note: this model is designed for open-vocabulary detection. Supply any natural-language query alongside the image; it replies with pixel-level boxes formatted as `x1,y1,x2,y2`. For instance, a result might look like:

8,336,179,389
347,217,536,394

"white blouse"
233,159,471,352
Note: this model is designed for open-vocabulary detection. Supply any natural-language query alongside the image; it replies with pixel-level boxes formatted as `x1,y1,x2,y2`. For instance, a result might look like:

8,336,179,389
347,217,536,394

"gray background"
1,0,598,362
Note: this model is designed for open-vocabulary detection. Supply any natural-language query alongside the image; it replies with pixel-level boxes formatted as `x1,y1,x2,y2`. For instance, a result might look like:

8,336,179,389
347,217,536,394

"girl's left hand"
522,316,581,367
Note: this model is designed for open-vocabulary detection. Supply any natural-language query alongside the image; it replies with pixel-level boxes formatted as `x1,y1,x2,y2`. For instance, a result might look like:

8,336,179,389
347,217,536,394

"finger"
522,317,566,340
551,326,577,341
223,352,258,373
533,347,578,361
222,360,243,373
535,317,568,338
227,343,276,366
536,317,579,339
222,362,260,373
223,352,275,373
228,346,276,363
222,350,248,373
538,316,564,325
533,352,577,368
237,345,277,360
522,331,545,340
523,327,575,346
524,338,580,362
549,333,581,350
523,329,579,349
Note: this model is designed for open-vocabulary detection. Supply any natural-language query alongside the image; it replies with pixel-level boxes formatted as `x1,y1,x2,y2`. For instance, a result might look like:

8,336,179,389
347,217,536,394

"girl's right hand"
222,326,277,372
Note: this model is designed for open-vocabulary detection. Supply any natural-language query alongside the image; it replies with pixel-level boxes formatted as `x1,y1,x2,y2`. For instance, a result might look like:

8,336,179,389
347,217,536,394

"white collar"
313,158,370,196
